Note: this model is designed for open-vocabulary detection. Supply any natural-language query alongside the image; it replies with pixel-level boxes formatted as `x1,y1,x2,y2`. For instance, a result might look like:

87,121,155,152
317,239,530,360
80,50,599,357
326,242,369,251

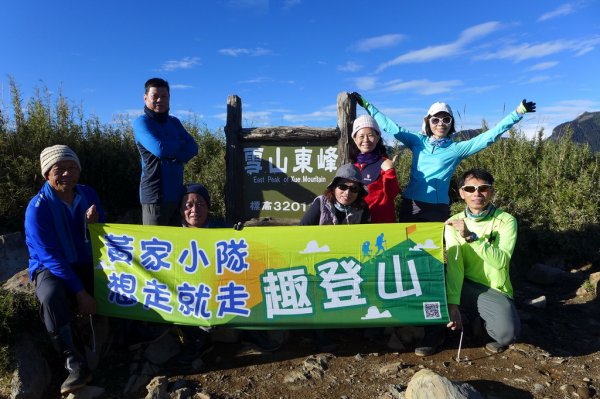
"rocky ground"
26,261,597,399
2,230,598,399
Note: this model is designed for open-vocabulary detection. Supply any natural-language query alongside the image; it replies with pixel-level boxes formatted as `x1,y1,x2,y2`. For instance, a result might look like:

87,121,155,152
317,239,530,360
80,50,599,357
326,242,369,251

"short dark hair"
145,78,170,94
459,168,495,187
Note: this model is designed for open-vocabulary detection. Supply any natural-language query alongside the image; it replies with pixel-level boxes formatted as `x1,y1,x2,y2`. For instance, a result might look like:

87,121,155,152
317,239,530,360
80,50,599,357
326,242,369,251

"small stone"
524,296,546,308
576,385,591,399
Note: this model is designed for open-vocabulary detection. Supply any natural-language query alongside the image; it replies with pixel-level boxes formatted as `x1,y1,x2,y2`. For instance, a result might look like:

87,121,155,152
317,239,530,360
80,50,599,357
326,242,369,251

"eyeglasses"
336,183,360,193
430,116,453,125
461,184,492,193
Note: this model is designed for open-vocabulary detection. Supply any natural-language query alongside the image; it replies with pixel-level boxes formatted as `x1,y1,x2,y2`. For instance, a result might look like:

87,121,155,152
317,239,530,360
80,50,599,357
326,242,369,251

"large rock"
0,232,29,283
2,269,34,295
10,332,51,399
405,369,483,399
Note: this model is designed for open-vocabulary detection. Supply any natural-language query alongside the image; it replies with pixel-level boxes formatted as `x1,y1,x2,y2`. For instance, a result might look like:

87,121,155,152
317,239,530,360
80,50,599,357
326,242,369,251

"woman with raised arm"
351,92,535,223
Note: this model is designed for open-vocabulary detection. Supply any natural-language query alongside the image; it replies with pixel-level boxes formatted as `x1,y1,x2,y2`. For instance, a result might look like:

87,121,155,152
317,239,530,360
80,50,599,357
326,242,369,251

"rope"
89,314,96,353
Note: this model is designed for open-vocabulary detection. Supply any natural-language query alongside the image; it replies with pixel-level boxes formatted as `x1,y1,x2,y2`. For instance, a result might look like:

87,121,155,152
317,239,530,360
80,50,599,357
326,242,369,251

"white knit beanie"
352,115,381,138
40,145,81,176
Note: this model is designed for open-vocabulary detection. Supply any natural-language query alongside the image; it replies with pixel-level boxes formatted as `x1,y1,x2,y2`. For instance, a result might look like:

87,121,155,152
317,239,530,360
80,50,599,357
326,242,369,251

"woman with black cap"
300,163,370,226
299,163,370,351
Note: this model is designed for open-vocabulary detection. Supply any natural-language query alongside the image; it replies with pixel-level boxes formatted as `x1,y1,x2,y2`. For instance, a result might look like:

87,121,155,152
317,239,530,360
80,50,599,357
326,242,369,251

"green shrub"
0,289,40,374
1,78,598,267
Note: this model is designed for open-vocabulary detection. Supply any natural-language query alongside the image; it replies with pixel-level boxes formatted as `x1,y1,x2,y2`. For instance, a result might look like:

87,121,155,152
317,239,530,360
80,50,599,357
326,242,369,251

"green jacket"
445,207,517,304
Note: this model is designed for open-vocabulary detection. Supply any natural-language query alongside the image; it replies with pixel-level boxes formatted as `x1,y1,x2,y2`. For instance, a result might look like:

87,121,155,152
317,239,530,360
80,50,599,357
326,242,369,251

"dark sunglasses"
461,184,492,193
336,183,360,193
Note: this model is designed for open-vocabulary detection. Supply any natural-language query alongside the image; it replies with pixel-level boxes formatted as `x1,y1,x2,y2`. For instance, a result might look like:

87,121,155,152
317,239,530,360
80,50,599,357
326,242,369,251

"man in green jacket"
445,168,520,354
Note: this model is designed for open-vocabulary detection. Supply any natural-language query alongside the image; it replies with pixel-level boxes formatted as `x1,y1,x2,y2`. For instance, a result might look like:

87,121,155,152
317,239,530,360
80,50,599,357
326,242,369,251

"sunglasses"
336,183,360,193
430,116,453,125
461,184,492,193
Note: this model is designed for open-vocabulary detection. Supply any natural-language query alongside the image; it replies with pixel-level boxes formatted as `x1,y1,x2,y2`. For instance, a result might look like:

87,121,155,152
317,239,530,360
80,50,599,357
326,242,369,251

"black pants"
34,267,92,333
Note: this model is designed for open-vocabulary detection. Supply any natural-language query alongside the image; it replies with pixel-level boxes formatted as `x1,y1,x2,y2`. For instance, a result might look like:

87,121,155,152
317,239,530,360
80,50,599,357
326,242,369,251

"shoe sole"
60,374,93,395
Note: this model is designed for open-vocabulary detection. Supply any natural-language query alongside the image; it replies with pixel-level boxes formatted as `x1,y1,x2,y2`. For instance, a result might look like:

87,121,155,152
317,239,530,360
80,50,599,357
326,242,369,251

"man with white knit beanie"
25,144,105,394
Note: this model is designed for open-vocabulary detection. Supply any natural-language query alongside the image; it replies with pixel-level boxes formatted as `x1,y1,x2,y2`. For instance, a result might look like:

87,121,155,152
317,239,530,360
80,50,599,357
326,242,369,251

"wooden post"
337,91,355,164
225,95,242,224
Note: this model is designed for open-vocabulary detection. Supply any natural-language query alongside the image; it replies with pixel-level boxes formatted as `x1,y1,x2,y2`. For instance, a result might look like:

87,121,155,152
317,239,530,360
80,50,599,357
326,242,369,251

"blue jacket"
133,114,198,204
366,103,523,204
25,184,105,294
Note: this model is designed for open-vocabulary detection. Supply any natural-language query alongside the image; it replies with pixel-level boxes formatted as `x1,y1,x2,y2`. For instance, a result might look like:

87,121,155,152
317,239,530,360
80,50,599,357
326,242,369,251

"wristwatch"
465,232,478,243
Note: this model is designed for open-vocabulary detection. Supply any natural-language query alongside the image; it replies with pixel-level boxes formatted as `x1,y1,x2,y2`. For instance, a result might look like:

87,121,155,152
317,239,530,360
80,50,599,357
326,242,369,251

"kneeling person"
445,168,520,354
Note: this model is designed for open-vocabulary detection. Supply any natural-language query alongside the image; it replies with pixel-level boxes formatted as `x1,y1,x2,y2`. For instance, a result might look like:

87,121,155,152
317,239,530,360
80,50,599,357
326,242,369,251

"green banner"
89,223,448,328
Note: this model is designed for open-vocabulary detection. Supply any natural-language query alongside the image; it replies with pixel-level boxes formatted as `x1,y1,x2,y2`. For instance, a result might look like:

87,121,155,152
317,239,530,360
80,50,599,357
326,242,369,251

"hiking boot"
414,326,446,357
50,324,92,394
61,352,92,394
485,341,507,354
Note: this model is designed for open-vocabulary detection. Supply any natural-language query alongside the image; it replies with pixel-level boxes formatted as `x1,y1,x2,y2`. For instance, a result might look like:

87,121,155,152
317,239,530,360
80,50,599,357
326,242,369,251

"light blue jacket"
366,103,523,204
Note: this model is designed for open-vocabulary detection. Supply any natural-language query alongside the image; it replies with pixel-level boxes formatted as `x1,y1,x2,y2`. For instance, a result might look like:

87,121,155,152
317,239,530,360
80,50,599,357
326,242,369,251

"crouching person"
25,145,105,394
445,168,520,353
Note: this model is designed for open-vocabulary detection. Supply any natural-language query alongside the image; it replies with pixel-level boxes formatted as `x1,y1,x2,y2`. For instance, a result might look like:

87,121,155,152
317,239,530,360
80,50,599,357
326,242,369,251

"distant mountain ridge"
549,111,600,152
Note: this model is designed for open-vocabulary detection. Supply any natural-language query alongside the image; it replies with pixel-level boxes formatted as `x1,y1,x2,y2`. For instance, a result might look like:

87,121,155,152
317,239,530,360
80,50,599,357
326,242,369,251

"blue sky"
2,0,599,142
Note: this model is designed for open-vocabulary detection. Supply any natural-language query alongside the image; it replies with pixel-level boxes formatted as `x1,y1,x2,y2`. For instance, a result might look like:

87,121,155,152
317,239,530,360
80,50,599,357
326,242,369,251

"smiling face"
45,160,80,196
459,176,494,214
428,112,453,139
181,193,209,228
144,86,170,113
334,178,360,206
352,127,380,154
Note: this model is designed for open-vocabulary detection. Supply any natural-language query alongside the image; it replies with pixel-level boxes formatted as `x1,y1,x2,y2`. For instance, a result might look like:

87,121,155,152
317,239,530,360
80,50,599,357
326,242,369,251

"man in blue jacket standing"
25,144,105,394
134,77,198,226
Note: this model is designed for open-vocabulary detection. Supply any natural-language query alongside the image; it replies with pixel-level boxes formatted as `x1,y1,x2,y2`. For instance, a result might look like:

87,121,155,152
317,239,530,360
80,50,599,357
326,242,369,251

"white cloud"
474,36,600,62
361,306,392,320
352,76,377,90
538,3,579,21
170,84,194,89
237,77,271,84
522,75,552,84
282,104,337,123
463,85,500,94
242,111,274,126
338,61,363,72
528,61,559,71
377,21,502,72
380,79,462,95
174,109,204,119
159,57,200,71
219,47,272,57
520,99,600,139
300,240,330,254
354,34,405,52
